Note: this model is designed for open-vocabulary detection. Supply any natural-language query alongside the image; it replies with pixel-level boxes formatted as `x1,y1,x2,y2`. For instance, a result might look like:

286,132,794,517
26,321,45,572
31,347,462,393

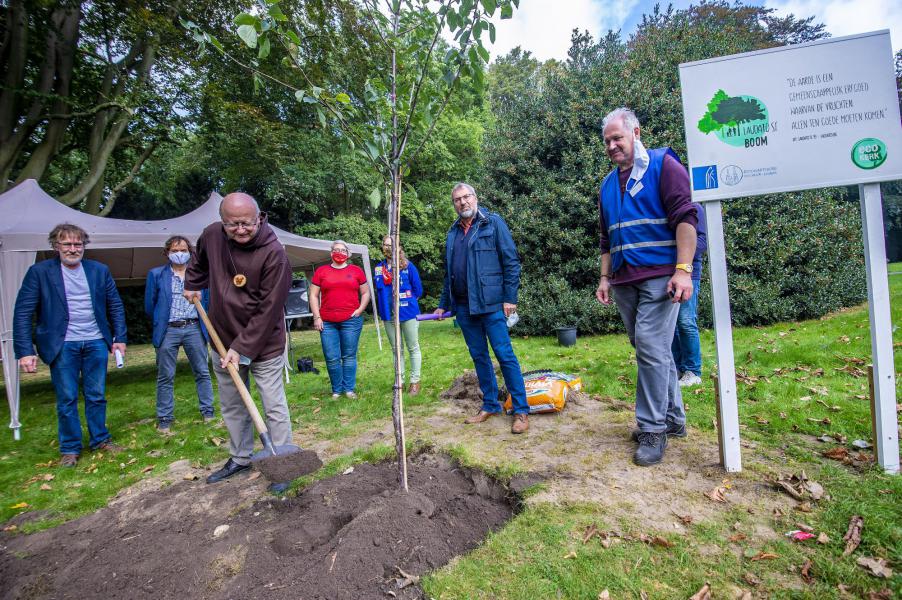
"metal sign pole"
858,182,900,474
705,200,742,472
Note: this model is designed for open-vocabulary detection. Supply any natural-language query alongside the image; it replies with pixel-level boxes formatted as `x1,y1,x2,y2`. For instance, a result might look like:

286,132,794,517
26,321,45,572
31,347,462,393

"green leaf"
237,25,258,48
258,36,271,59
294,90,305,103
368,187,382,210
477,44,490,62
234,13,257,27
489,22,496,43
501,3,513,19
316,108,327,128
268,4,289,21
205,33,224,52
480,0,497,13
284,30,301,45
336,93,351,104
310,86,323,99
179,18,196,30
302,96,318,104
253,73,263,94
365,140,379,160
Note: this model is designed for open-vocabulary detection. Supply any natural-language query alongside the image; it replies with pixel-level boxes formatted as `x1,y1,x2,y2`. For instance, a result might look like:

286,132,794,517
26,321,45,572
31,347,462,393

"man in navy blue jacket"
434,183,530,434
14,223,127,467
145,235,214,433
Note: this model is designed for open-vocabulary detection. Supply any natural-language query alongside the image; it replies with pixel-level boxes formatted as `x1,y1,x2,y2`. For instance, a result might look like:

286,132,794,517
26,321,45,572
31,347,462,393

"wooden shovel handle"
191,296,268,436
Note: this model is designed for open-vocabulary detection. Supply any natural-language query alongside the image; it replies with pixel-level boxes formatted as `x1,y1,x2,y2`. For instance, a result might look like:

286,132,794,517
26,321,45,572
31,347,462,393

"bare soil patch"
253,449,323,482
0,453,515,600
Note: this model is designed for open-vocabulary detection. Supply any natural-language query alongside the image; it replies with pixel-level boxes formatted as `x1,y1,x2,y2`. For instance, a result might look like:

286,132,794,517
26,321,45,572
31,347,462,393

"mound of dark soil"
439,370,483,404
0,453,514,600
253,449,322,482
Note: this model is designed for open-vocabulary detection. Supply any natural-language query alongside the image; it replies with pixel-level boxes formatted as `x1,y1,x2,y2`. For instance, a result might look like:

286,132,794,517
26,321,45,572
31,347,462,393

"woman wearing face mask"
309,240,370,399
145,236,214,433
374,235,423,395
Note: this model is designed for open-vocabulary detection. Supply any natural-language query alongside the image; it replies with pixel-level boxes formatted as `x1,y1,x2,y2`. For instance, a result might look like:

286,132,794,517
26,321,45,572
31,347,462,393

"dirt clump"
253,449,323,482
0,453,515,600
439,370,483,404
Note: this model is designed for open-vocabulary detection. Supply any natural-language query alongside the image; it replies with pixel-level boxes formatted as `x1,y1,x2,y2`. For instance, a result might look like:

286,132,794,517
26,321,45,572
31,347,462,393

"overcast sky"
477,0,902,62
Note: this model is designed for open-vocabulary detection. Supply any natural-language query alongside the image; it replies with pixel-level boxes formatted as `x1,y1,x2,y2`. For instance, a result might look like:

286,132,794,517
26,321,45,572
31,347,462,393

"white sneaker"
678,372,702,387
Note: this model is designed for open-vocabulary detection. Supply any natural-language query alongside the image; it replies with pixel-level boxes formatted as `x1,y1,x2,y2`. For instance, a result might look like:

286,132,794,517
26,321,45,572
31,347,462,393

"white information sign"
679,31,902,201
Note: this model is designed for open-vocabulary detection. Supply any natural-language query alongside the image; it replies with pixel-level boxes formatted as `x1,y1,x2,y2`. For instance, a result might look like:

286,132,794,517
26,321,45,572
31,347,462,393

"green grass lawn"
2,268,900,598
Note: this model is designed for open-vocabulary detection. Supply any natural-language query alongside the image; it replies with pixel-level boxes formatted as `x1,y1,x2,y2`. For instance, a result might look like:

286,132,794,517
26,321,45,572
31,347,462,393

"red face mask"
331,252,349,264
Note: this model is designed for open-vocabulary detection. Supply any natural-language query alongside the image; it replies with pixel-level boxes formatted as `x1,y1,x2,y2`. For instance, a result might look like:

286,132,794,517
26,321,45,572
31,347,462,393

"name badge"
629,181,644,197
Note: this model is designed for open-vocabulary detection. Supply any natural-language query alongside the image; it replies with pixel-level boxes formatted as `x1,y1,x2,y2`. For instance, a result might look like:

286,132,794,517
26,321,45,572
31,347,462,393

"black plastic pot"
555,326,577,347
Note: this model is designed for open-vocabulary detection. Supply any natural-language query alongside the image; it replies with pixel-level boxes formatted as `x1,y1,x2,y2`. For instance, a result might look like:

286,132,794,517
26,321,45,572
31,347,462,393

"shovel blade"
252,444,301,461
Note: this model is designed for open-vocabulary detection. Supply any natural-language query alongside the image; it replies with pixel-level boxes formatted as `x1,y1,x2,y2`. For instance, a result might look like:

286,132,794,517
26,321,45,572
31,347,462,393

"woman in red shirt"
309,240,370,399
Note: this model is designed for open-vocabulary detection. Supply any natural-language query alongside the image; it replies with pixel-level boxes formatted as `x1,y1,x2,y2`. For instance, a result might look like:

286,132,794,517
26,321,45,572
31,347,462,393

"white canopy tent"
0,180,379,440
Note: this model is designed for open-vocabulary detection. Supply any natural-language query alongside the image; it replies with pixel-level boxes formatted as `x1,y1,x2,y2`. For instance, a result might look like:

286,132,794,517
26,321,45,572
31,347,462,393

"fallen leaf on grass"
750,552,779,561
141,465,155,473
582,523,599,544
842,515,863,556
800,559,814,584
182,473,199,481
706,486,728,503
689,582,711,600
824,447,850,461
9,502,28,509
312,407,321,415
738,592,752,600
808,386,829,396
851,439,872,449
39,483,52,491
754,416,769,425
563,551,577,559
85,464,98,474
742,572,760,586
598,591,610,600
817,532,830,544
209,436,225,447
672,511,693,525
2,525,17,532
728,533,747,542
42,473,54,481
867,589,893,600
146,450,163,458
247,471,261,480
856,556,892,578
806,417,832,425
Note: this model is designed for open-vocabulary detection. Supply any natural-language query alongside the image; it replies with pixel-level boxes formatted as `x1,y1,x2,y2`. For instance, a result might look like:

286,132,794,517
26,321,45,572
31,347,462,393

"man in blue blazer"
145,235,214,433
14,223,127,467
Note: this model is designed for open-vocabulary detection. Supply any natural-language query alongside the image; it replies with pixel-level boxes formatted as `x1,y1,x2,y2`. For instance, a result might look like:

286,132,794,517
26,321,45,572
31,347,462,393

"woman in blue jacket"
375,235,423,395
145,236,214,433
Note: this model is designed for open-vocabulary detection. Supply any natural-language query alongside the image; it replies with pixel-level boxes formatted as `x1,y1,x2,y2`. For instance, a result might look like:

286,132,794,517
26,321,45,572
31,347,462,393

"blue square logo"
692,165,718,190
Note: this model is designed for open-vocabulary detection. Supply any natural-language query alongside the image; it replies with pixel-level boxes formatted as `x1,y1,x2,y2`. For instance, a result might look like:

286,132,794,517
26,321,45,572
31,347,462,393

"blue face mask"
169,251,191,265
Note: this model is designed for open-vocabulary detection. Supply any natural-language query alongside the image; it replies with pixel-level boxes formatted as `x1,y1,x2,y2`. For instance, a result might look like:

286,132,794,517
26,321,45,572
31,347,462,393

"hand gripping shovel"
192,297,299,462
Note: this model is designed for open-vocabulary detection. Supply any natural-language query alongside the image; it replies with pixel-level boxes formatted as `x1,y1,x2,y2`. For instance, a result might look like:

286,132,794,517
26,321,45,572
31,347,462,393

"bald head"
220,192,261,244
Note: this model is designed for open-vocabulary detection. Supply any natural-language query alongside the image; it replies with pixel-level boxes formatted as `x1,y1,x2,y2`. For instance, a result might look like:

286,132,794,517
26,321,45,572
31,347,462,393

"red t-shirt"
311,264,367,322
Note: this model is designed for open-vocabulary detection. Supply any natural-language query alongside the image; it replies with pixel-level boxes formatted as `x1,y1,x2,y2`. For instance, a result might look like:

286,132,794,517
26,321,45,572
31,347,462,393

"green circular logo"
851,138,887,169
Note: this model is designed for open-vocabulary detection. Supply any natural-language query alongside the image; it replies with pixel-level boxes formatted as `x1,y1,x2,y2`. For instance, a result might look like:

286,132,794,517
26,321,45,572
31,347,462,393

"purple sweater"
599,153,698,286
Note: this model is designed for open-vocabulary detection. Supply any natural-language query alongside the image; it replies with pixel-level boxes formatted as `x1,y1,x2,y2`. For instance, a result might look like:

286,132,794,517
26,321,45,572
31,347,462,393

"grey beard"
459,208,476,219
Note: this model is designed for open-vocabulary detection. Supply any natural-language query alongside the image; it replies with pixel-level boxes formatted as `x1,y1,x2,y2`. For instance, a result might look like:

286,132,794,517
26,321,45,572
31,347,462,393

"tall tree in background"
185,0,520,489
0,0,232,214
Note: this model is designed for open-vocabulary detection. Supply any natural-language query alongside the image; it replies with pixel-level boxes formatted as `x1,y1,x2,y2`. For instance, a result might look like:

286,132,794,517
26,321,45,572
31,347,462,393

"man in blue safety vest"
595,107,699,466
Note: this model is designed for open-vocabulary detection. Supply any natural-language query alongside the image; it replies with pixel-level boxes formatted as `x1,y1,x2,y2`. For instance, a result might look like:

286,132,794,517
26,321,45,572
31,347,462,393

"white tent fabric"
0,180,379,440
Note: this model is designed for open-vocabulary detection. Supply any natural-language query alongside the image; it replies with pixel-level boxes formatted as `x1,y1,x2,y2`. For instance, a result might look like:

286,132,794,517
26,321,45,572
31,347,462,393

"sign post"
680,30,902,474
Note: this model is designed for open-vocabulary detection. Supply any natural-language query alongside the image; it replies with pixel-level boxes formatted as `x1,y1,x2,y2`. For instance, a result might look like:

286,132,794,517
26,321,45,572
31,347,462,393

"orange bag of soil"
503,370,582,415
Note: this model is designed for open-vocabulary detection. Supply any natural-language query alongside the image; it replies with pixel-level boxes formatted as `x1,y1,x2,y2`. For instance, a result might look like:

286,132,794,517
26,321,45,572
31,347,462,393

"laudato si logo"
851,138,887,169
698,90,770,148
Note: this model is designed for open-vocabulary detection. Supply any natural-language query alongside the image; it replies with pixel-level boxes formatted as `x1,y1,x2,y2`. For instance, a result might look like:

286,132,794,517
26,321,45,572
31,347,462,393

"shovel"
191,297,299,461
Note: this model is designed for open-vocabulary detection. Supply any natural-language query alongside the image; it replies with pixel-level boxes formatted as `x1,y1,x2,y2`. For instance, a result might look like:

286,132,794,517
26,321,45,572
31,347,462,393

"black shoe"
633,432,668,466
206,458,251,484
268,482,290,494
630,421,686,442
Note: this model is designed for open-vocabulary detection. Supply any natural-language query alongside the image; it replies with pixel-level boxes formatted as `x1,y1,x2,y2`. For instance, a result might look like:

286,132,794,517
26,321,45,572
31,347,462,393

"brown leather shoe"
511,413,529,434
407,382,421,396
464,410,497,424
59,454,78,467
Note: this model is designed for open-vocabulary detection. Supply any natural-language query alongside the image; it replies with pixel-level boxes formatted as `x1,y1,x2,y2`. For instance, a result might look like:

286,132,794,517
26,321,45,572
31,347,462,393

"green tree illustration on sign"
698,90,765,134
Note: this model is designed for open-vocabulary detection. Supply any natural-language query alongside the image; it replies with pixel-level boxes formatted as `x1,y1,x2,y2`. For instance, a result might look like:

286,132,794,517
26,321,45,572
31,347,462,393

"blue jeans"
49,339,111,454
454,303,529,414
320,316,364,393
671,279,702,377
155,323,214,425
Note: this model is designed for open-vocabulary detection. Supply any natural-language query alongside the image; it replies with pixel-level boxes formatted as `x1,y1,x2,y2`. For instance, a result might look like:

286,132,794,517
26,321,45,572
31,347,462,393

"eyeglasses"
332,247,350,255
57,242,84,249
222,219,258,231
452,193,474,202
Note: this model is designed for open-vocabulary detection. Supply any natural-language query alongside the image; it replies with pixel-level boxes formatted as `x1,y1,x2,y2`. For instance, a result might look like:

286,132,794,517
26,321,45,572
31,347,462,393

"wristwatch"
675,263,693,274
